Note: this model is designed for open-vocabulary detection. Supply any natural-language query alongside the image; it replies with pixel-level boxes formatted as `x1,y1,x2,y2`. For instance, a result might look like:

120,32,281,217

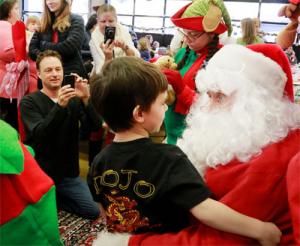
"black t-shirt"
88,138,211,233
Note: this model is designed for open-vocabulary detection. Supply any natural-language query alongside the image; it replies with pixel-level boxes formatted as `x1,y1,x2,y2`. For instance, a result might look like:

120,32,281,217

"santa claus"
94,44,300,245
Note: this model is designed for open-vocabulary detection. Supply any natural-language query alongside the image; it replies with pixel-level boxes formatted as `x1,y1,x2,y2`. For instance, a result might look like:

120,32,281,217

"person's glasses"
178,29,205,40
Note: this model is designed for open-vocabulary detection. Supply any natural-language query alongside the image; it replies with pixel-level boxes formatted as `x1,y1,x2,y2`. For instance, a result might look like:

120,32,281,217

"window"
110,0,134,15
260,3,288,23
134,17,164,33
165,0,191,16
224,2,259,20
118,15,133,26
135,0,165,16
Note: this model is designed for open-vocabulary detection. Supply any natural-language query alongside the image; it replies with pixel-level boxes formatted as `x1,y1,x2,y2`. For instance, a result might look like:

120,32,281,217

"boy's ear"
132,105,145,123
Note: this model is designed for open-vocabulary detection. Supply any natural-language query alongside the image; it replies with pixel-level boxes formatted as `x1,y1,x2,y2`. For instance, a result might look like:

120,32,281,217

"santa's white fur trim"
93,231,130,246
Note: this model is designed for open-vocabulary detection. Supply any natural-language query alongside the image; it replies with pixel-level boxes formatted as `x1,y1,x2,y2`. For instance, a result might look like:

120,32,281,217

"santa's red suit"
128,129,300,245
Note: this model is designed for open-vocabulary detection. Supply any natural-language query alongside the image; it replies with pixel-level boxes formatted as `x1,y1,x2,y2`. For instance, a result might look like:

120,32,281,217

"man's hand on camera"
72,73,90,105
57,85,76,108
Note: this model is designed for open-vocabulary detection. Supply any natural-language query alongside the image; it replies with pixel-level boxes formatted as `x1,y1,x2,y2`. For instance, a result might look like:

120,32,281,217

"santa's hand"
257,222,282,246
162,69,185,95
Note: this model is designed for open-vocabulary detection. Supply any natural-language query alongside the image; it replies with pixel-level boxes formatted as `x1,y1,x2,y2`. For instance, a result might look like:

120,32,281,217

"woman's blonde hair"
96,4,117,19
240,18,256,45
40,0,71,32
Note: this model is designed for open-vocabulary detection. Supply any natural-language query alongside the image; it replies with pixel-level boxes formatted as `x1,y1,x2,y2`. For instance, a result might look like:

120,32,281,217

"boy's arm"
190,198,281,246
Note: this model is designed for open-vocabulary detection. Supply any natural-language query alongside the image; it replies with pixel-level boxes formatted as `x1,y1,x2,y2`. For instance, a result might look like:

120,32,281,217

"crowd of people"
0,0,299,245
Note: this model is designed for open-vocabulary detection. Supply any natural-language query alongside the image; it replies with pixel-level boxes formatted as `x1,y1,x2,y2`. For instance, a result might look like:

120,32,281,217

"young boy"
88,57,281,245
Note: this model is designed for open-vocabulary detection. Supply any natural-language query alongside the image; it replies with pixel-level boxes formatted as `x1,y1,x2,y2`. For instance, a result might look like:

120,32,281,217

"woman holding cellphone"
89,3,139,75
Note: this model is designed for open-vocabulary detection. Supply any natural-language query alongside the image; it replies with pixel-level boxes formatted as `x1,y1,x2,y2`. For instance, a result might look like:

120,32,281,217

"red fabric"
129,130,300,245
173,52,206,115
12,21,27,62
287,152,300,244
149,57,159,63
17,106,25,142
163,69,185,94
0,143,54,225
289,0,300,5
52,32,59,43
247,44,294,102
171,3,227,34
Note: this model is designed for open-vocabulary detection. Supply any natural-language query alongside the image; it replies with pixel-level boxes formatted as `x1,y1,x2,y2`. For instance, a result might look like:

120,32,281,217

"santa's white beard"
177,90,300,175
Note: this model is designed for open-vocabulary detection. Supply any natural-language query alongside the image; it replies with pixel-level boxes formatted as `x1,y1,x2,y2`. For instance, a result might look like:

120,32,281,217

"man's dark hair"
0,0,17,20
36,50,63,70
90,57,168,132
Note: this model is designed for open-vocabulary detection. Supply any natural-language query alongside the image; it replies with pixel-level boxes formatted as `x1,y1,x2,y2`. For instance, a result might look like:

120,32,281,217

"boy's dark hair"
90,57,168,132
0,0,17,20
36,50,63,70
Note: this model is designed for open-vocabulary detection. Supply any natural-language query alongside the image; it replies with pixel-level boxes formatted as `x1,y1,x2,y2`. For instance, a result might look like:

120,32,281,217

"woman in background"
237,18,264,45
162,0,232,144
0,0,30,131
29,0,87,78
89,4,139,75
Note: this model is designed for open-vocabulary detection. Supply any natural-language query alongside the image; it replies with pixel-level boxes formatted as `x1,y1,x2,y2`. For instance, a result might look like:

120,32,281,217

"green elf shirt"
164,47,201,144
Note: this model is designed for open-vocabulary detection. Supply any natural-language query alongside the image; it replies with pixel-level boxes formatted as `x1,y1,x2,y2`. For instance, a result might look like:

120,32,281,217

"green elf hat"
171,0,232,36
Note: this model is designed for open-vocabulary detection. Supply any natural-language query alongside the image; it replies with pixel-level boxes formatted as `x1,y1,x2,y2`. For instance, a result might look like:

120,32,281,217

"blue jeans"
56,176,100,220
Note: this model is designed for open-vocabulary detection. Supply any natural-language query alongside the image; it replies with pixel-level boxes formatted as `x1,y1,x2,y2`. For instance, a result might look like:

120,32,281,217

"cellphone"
63,74,75,88
104,26,116,45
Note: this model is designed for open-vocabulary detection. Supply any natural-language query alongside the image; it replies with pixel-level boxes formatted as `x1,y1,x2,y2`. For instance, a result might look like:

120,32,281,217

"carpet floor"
58,210,105,245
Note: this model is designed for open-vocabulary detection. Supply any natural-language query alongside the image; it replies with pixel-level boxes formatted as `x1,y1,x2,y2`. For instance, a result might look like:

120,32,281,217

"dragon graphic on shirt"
105,193,150,233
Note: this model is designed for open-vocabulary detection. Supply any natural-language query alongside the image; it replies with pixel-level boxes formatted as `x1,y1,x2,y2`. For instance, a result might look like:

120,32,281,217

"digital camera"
104,26,116,45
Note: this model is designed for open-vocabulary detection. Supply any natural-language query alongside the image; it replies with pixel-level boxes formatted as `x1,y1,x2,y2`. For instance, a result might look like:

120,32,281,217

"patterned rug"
58,210,106,245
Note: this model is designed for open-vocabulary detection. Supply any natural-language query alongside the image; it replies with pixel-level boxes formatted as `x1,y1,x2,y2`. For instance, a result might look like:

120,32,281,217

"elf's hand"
162,69,185,95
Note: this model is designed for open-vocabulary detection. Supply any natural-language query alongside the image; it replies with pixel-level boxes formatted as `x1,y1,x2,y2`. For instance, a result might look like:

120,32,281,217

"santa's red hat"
171,0,232,36
196,44,294,102
247,44,294,102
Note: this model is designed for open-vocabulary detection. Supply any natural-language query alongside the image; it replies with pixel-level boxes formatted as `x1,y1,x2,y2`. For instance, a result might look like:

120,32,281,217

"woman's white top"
89,23,140,75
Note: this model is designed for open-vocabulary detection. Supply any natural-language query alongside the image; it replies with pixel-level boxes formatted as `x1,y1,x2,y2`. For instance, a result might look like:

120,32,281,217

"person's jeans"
56,176,100,220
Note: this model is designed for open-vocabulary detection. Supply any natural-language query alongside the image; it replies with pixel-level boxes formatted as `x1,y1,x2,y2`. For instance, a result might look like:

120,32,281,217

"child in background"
237,18,264,45
137,37,151,61
25,16,40,98
25,15,40,33
88,56,281,245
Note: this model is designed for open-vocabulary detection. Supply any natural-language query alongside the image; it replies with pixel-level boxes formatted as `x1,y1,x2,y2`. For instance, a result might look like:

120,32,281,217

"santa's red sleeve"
287,152,300,244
